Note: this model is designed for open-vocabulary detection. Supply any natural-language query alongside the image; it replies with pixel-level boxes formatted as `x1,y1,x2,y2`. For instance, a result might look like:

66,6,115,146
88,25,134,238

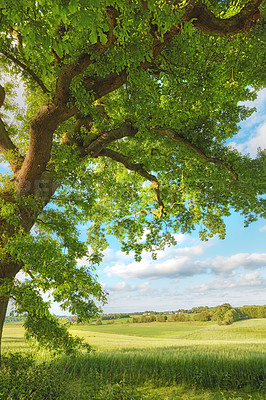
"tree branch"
182,0,263,36
0,50,50,94
0,86,5,108
98,148,165,217
151,127,238,182
15,102,76,195
54,6,119,106
83,0,262,102
11,0,261,195
84,120,138,157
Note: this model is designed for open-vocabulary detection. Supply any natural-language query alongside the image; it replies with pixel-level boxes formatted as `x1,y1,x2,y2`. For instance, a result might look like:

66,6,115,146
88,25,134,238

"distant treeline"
101,314,130,321
132,314,166,323
4,316,24,323
132,304,266,325
6,305,265,326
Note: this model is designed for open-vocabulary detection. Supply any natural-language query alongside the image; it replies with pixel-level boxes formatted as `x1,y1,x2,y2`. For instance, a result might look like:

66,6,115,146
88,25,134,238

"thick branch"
12,0,261,194
54,6,119,106
83,0,262,101
0,86,5,108
84,120,138,157
99,148,165,217
15,103,76,195
0,50,50,94
182,0,262,36
151,127,238,181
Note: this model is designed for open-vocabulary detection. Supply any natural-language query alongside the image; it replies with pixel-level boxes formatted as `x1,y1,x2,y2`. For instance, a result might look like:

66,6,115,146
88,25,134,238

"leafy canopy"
0,0,265,352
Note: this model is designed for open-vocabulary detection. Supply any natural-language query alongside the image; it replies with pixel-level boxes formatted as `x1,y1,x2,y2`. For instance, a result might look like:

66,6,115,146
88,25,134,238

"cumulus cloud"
211,253,266,274
243,122,266,155
239,89,266,126
192,271,266,296
105,257,204,280
228,88,266,156
109,281,151,294
103,238,211,280
228,122,266,156
102,248,134,265
103,244,266,280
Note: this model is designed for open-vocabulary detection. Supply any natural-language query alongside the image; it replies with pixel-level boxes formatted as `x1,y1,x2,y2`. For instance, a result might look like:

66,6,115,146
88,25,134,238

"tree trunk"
0,293,9,367
0,261,21,367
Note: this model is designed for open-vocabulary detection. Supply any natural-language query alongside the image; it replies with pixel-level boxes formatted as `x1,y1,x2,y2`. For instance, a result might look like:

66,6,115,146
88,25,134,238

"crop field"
68,319,266,348
1,319,266,399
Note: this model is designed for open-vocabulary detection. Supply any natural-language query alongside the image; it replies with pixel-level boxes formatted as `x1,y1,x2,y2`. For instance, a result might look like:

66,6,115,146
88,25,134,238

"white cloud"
244,122,266,155
109,281,151,294
227,141,244,153
192,271,266,296
228,122,266,156
103,240,212,280
239,88,266,122
211,253,266,274
15,271,27,281
259,225,266,232
0,161,10,172
228,88,266,156
104,244,266,280
102,248,135,265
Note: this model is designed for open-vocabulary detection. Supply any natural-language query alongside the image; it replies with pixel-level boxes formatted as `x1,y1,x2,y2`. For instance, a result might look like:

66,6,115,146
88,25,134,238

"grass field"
1,319,266,399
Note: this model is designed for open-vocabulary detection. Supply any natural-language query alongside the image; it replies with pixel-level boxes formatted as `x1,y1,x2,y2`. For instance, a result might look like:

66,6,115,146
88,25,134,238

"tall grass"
1,349,265,400
56,347,265,391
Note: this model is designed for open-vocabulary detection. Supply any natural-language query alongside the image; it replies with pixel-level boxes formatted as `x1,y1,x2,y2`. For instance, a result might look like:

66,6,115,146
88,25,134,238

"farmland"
1,318,265,399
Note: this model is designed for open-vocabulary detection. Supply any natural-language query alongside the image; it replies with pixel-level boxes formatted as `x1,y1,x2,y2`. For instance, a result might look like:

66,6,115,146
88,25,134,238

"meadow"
1,318,265,399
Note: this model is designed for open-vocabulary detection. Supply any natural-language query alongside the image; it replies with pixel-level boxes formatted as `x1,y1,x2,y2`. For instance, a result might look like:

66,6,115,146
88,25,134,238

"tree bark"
0,294,9,367
0,261,21,367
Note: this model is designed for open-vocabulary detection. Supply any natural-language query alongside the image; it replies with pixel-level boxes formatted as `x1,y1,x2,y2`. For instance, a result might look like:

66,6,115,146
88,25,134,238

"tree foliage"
0,0,265,355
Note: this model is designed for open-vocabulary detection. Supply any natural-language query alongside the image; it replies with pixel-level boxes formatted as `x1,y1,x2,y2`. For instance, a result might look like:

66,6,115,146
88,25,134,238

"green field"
1,319,266,399
69,318,266,346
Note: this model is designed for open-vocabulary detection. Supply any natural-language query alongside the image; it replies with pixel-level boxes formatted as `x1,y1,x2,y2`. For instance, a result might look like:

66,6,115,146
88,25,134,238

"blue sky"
1,85,265,315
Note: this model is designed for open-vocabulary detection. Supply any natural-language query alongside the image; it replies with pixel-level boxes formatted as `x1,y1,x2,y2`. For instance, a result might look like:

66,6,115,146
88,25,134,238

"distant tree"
215,304,232,325
140,315,148,323
213,304,247,325
240,305,266,319
192,306,209,314
0,0,265,361
156,314,167,322
193,310,212,321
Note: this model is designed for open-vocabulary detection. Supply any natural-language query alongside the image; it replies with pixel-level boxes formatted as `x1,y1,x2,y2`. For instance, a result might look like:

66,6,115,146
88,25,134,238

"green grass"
75,321,209,337
67,318,266,352
1,319,265,399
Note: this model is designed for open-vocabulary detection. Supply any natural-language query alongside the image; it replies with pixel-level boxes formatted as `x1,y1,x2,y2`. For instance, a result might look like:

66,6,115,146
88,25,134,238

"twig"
0,50,50,94
151,127,238,182
99,148,165,217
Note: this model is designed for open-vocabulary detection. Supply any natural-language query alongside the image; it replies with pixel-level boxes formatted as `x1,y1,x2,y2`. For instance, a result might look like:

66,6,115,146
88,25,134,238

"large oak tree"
0,0,265,357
